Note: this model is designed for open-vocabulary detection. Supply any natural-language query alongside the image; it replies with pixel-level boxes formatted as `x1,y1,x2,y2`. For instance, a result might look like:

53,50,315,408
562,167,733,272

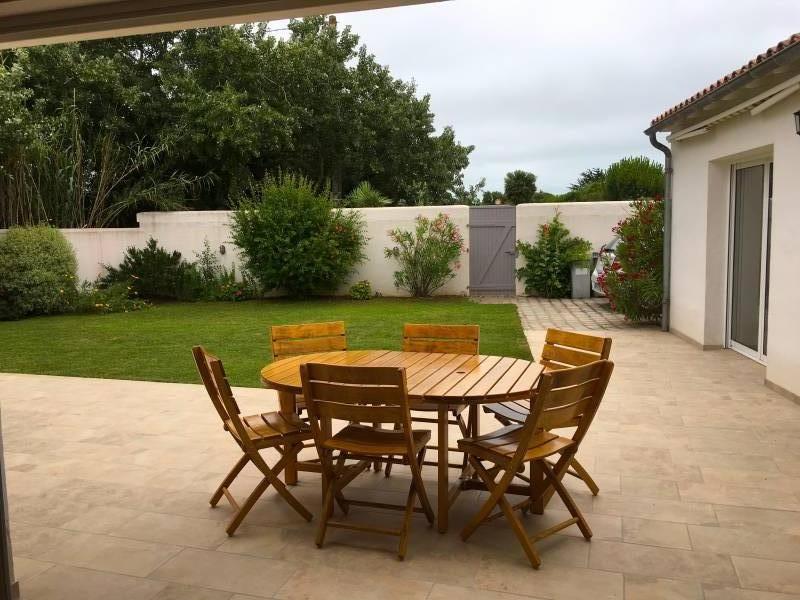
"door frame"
726,158,771,364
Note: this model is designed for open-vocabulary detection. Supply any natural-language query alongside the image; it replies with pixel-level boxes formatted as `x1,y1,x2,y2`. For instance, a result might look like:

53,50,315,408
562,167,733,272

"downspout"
647,131,672,332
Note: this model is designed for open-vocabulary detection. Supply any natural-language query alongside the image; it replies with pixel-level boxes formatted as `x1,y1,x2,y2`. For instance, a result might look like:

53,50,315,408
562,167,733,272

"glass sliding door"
728,161,771,362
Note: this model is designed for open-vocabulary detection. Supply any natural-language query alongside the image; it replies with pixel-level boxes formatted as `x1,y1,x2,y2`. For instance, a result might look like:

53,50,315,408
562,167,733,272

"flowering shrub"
599,197,663,322
349,280,372,300
231,173,367,297
384,213,464,297
75,282,150,314
0,225,78,320
516,214,591,298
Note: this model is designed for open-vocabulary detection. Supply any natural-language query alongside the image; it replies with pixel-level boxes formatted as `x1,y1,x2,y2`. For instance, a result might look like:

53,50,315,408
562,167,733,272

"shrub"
101,237,201,300
599,197,663,322
231,173,367,297
343,182,390,208
0,225,78,320
605,156,664,201
516,214,591,298
349,280,372,300
74,281,150,314
384,213,465,297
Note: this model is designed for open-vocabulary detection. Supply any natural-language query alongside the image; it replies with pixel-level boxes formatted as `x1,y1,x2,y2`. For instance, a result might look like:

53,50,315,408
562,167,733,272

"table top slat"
465,356,519,398
486,358,534,398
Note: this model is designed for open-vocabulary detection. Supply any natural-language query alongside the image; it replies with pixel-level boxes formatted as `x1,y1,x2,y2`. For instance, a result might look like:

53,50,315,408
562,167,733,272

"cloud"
272,0,800,192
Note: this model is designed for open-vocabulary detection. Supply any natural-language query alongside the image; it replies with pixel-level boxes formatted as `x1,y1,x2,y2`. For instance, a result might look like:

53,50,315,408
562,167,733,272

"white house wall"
669,94,800,397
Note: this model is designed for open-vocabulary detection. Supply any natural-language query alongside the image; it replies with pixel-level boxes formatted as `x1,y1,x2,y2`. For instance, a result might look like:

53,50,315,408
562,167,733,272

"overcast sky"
274,0,799,193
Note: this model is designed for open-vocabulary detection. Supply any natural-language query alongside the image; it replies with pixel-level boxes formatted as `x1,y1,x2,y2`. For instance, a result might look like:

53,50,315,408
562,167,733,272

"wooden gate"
469,206,516,295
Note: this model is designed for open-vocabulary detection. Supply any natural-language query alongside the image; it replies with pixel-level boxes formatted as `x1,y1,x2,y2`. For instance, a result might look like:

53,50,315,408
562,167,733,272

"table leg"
277,390,298,486
437,404,449,533
530,460,544,514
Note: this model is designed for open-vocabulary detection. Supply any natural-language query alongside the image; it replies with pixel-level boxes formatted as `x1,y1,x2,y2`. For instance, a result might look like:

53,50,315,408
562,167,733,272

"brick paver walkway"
478,296,645,331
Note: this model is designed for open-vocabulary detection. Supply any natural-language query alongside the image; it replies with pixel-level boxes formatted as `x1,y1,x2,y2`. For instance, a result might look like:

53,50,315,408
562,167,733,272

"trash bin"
570,260,591,299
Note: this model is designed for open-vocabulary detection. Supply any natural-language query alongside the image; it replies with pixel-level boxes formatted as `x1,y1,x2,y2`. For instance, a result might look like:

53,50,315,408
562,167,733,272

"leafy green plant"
343,182,390,208
599,197,663,322
516,214,591,298
349,280,372,300
504,170,537,205
101,237,201,300
605,156,664,201
0,225,78,320
75,281,150,314
231,173,367,297
384,213,465,297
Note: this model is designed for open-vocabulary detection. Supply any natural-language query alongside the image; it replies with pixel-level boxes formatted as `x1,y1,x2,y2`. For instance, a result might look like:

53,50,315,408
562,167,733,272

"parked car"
591,236,620,296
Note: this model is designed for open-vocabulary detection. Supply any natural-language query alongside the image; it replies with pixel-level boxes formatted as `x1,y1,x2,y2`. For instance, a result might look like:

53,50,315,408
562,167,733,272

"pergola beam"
0,0,443,49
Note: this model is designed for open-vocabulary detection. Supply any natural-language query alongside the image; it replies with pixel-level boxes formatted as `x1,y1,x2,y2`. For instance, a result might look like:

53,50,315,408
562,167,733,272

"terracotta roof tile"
651,32,800,126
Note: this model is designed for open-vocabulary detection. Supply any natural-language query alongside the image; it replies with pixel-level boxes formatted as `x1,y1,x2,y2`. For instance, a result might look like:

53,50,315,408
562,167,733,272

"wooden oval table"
261,349,543,533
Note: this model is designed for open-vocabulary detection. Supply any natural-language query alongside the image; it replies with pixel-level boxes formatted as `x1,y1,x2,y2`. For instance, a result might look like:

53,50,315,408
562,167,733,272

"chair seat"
458,424,575,464
226,411,311,446
323,424,431,456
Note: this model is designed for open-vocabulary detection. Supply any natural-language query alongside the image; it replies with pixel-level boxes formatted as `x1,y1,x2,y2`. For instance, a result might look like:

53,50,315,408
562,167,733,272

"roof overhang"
0,0,443,50
646,40,800,136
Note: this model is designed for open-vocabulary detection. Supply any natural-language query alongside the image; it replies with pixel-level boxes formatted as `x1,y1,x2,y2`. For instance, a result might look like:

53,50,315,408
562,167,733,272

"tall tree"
0,16,473,222
504,170,537,205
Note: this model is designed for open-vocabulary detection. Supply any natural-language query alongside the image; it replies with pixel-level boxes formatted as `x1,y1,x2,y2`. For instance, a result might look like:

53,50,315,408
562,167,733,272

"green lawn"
0,298,531,388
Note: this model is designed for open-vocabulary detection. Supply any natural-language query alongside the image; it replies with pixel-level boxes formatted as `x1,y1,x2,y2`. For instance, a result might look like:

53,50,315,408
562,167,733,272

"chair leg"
210,453,250,507
316,449,338,548
409,447,434,523
251,445,312,523
570,456,600,496
542,459,592,540
497,492,541,569
461,457,504,541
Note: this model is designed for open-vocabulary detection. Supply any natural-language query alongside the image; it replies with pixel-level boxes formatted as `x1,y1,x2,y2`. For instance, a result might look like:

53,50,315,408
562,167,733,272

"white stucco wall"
0,207,471,297
514,201,630,295
669,93,800,397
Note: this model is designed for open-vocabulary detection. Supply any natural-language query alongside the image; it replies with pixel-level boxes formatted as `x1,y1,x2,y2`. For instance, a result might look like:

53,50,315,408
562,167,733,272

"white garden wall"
514,201,630,295
2,202,625,299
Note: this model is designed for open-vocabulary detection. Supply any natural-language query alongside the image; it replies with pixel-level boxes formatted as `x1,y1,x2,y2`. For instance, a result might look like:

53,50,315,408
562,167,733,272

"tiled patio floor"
4,328,800,599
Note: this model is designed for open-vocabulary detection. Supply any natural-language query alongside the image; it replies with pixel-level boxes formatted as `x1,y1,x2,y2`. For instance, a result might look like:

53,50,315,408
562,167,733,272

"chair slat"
545,329,609,354
541,344,600,368
272,321,346,341
271,321,347,361
308,380,405,405
315,402,403,423
402,323,479,355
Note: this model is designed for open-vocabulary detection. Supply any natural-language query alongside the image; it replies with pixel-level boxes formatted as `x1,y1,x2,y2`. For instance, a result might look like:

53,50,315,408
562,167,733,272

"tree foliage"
605,156,664,201
504,170,538,205
0,17,473,225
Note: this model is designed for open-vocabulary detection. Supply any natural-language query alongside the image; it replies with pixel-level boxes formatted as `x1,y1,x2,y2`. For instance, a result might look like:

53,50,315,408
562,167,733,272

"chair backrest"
300,363,416,451
192,346,252,448
270,321,347,361
540,328,612,370
402,323,479,354
523,360,614,448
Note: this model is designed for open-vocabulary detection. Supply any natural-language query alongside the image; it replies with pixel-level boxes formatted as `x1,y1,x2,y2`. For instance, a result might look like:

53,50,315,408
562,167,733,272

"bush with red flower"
600,197,663,322
384,213,465,297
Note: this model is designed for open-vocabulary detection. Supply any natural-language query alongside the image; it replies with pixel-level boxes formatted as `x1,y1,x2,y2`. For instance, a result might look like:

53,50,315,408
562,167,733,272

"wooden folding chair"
460,360,614,568
300,362,434,560
192,346,313,536
483,328,611,497
384,323,479,477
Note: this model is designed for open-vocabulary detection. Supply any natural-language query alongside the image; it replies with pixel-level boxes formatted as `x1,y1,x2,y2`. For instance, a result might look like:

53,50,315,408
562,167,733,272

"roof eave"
646,41,800,136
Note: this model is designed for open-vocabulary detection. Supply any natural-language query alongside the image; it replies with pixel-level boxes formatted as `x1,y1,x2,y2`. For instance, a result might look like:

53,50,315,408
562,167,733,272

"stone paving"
478,296,639,331
4,323,800,599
